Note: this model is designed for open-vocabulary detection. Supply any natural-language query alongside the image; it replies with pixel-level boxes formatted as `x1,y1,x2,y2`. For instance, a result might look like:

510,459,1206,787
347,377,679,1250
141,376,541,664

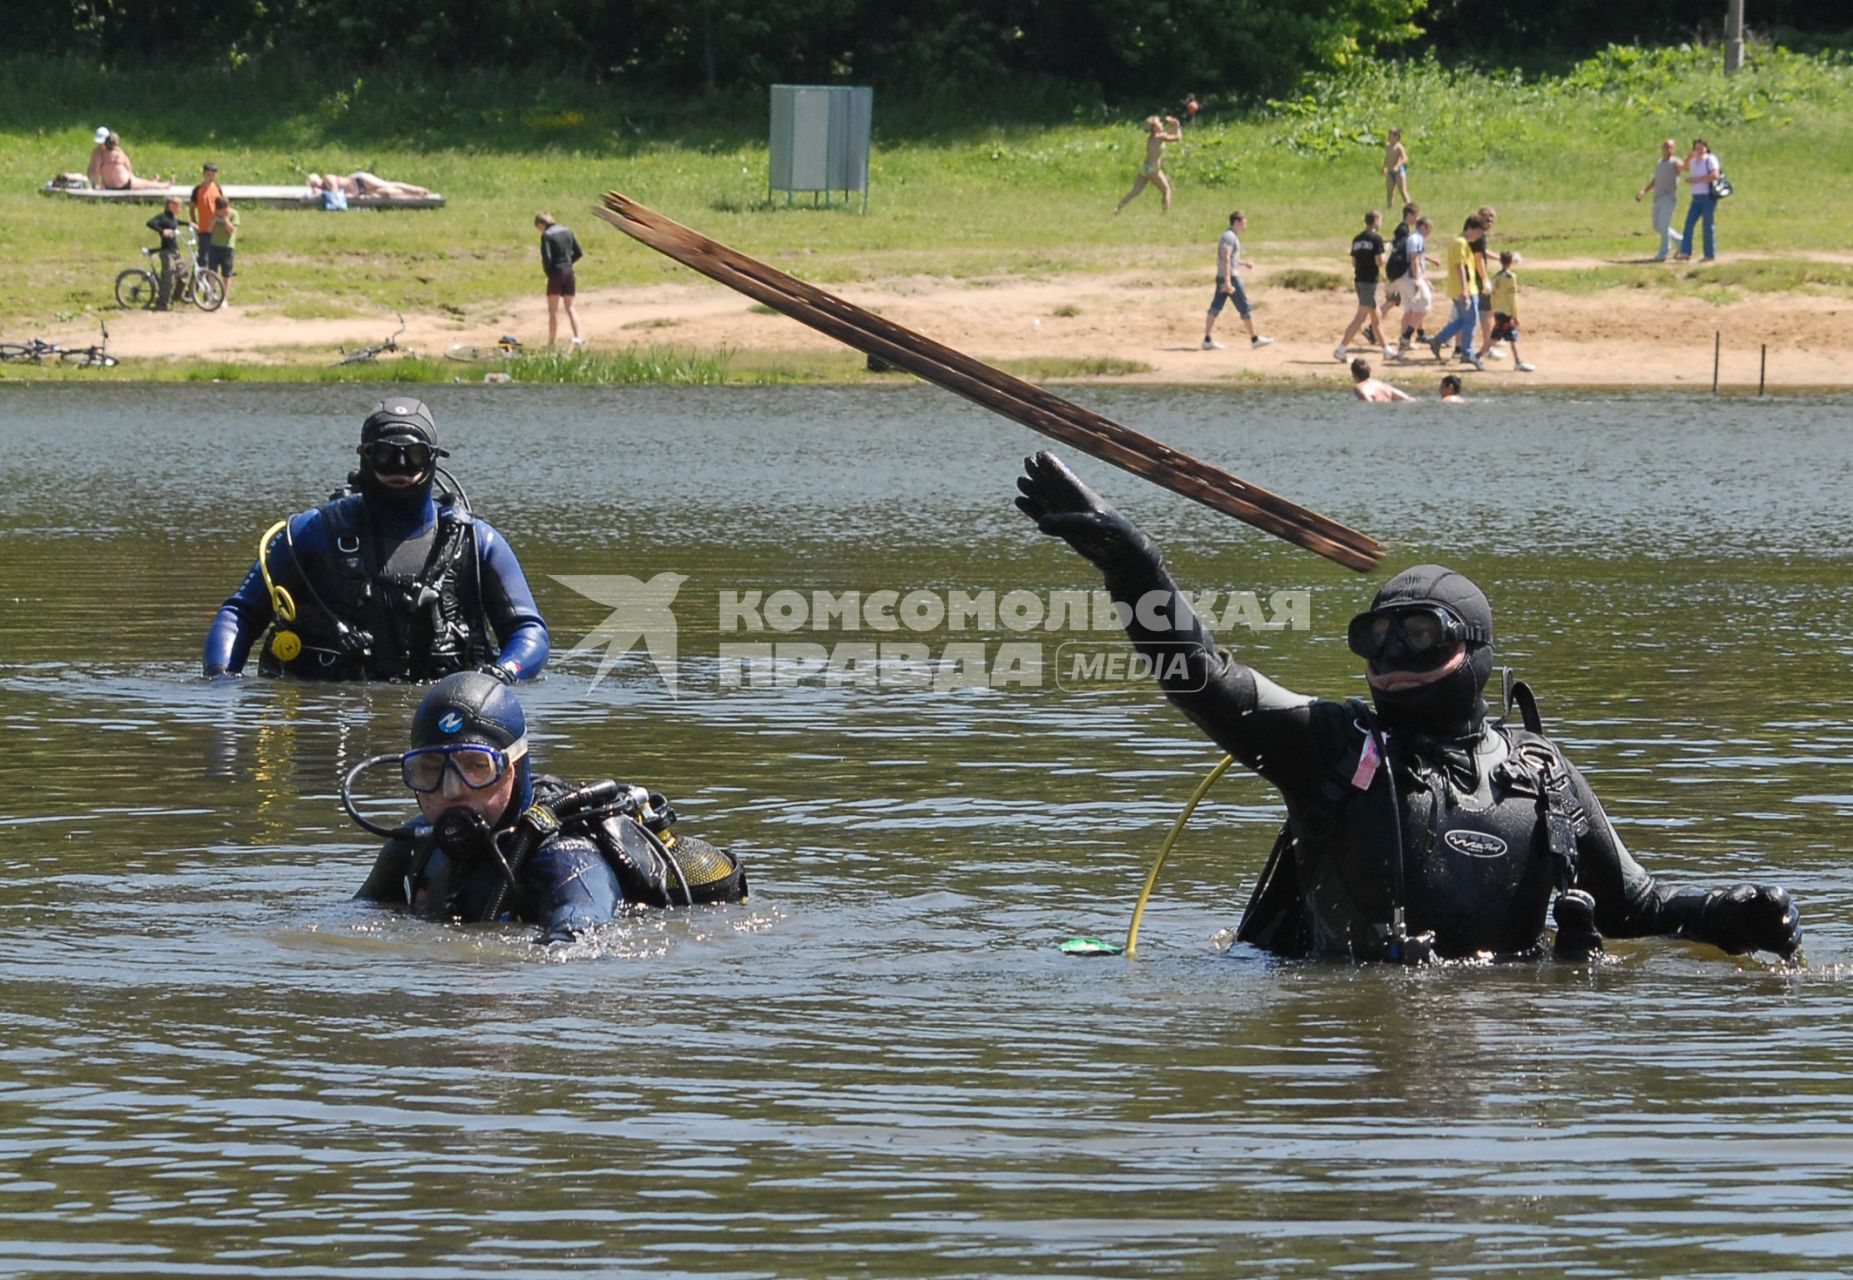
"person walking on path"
1428,214,1486,372
1393,216,1437,355
1636,138,1685,262
1472,205,1502,360
145,196,183,311
1382,129,1411,209
1115,115,1182,214
1677,138,1722,262
1378,203,1419,347
1334,211,1390,363
535,213,585,347
1203,211,1273,351
1487,251,1536,373
1351,358,1412,401
189,163,223,268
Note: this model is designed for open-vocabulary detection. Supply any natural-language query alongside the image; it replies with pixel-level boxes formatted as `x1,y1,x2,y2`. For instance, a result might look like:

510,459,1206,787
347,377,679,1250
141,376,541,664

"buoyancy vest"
1236,683,1586,961
392,775,749,917
261,493,491,681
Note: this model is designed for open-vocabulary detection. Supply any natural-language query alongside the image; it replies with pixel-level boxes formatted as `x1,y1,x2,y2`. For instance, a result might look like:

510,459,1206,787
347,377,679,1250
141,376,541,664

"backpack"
1385,224,1411,281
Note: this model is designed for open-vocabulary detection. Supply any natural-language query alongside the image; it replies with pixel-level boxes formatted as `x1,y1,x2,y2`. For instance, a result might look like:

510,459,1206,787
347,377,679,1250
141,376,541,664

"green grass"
0,346,730,384
3,40,1851,362
0,345,1168,386
1271,269,1351,292
1528,257,1853,300
996,356,1157,378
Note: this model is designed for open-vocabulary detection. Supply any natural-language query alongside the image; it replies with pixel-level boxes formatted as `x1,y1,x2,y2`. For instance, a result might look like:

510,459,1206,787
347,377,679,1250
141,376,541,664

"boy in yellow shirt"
1488,251,1536,373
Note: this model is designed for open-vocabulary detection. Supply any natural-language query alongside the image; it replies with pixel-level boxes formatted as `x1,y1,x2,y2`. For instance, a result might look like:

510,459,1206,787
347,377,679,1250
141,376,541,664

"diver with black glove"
202,398,548,683
1016,450,1801,963
350,671,748,944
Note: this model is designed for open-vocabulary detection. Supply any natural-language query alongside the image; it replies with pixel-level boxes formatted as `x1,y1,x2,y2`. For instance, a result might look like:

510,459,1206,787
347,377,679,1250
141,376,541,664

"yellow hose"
257,519,297,622
1124,754,1235,959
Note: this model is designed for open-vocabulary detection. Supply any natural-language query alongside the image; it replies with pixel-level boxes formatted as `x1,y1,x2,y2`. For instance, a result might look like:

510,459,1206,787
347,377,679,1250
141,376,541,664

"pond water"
1,382,1850,1277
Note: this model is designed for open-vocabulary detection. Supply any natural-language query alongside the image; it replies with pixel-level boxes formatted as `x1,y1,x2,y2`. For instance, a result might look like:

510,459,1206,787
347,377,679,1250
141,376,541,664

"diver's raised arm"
1015,451,1329,789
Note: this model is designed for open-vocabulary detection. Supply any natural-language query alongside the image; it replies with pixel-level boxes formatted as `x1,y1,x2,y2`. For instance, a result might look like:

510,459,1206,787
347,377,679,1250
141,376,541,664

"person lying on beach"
307,171,435,199
86,129,170,192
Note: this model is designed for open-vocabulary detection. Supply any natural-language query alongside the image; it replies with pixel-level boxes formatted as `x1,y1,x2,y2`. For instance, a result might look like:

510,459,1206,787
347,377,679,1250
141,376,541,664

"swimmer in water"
1352,358,1412,402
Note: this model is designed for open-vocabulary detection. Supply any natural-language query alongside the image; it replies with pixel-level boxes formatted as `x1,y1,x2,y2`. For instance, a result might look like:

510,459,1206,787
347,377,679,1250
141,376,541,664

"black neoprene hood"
410,671,526,750
1366,564,1497,736
360,398,443,451
1368,563,1494,643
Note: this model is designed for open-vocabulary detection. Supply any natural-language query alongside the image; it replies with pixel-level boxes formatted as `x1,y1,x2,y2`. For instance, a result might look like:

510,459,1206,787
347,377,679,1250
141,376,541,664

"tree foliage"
17,0,1427,101
13,0,1847,106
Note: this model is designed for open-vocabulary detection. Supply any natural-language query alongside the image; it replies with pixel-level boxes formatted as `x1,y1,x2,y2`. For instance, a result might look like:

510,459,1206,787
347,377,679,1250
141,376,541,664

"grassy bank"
3,42,1850,351
0,346,1156,386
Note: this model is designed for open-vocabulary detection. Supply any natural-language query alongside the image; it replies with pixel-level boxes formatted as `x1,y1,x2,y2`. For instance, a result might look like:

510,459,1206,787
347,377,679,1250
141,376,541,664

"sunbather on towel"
308,171,434,199
87,129,170,192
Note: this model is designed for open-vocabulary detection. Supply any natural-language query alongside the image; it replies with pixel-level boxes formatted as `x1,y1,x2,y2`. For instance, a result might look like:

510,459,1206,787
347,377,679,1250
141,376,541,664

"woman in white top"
1676,138,1722,262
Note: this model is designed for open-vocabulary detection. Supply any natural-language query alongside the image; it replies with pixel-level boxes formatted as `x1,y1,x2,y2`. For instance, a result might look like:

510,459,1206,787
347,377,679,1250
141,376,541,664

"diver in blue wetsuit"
351,672,749,944
203,398,548,683
1016,451,1802,964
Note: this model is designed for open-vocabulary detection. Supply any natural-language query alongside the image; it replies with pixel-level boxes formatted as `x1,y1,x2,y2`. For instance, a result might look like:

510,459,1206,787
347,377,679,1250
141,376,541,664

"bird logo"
551,572,689,696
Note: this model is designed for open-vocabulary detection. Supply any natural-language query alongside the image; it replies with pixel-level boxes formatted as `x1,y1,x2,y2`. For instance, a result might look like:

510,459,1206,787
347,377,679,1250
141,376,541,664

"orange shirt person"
190,162,223,257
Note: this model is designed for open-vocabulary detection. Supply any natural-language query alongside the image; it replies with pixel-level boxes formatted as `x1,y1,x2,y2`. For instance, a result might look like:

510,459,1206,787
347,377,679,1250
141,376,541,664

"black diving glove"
1015,451,1161,578
1681,884,1802,959
1552,889,1603,961
477,660,518,686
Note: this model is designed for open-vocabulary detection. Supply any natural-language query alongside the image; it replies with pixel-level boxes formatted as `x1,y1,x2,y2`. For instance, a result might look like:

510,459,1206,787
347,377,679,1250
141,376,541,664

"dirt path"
83,262,1853,389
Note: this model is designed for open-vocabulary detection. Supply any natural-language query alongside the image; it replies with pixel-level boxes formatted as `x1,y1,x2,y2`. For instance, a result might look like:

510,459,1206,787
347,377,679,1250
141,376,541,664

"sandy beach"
80,251,1853,390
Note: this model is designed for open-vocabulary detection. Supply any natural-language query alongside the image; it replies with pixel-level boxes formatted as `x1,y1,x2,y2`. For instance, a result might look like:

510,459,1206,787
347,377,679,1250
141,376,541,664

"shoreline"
5,260,1851,392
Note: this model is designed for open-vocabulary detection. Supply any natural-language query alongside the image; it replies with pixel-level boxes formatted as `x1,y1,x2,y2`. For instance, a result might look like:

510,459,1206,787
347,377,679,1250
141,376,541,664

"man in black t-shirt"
1334,210,1389,363
144,196,183,311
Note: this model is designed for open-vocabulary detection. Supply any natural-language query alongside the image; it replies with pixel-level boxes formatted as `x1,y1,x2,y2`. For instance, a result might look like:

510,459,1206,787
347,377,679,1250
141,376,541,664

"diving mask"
1347,605,1487,666
402,738,527,793
360,440,435,477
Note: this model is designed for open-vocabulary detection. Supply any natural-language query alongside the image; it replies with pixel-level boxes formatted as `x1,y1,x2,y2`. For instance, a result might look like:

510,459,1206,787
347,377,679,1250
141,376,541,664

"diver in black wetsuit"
1015,451,1802,963
202,399,548,683
352,671,748,944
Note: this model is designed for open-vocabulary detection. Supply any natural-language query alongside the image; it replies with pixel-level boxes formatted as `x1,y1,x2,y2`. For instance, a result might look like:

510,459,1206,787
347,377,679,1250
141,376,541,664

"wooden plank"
592,192,1384,572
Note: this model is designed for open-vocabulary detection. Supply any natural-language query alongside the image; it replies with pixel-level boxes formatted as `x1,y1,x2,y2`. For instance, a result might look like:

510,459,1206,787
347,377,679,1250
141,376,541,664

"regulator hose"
1124,754,1235,959
341,753,419,839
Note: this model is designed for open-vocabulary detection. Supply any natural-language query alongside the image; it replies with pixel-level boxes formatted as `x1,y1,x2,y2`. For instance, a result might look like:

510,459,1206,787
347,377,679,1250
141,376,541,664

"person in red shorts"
535,212,585,347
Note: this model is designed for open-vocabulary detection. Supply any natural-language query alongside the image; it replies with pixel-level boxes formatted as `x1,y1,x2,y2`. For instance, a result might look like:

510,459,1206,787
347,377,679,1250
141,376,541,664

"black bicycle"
0,336,62,365
115,231,225,312
0,323,116,368
335,313,410,365
58,321,118,368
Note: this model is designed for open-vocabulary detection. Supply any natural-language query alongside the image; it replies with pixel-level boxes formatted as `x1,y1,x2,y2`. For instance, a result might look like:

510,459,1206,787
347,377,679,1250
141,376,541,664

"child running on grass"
1488,251,1536,373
